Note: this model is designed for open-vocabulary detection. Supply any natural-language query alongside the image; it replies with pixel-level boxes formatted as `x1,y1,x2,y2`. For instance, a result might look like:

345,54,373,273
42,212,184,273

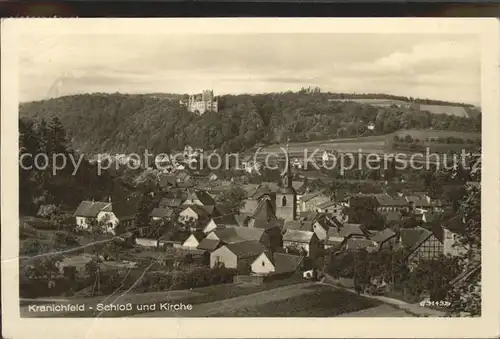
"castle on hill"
182,90,219,115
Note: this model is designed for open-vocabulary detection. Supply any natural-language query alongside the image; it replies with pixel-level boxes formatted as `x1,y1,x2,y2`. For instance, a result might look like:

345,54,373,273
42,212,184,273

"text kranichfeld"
28,304,86,312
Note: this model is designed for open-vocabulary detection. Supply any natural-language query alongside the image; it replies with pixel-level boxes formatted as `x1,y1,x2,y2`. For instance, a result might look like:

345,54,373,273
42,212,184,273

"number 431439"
420,300,451,307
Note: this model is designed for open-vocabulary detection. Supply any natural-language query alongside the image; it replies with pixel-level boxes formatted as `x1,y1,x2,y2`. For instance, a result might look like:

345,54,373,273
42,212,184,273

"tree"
134,193,153,229
215,185,247,214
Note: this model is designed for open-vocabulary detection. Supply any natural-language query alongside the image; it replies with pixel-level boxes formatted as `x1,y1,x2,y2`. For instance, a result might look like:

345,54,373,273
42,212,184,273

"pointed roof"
74,201,111,217
252,198,276,221
225,240,266,259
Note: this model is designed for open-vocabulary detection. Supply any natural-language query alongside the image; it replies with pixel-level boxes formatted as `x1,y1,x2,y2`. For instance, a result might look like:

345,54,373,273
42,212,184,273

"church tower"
275,139,297,221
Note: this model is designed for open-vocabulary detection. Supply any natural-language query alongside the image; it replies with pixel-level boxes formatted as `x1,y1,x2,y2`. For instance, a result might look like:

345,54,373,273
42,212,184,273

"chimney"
92,198,95,203
108,196,112,203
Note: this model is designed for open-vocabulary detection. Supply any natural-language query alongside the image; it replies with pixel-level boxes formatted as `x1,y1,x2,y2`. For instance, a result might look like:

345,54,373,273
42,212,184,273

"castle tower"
275,138,297,221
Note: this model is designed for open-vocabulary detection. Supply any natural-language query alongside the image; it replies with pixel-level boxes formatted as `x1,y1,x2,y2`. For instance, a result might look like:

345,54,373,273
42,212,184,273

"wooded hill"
19,91,481,155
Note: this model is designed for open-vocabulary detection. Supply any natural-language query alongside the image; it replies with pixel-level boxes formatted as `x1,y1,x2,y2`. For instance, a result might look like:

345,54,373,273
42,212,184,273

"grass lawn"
20,275,306,317
211,284,381,317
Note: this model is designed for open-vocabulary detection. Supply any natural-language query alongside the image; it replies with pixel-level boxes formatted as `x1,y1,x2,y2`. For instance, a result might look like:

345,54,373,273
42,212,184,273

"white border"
2,18,500,339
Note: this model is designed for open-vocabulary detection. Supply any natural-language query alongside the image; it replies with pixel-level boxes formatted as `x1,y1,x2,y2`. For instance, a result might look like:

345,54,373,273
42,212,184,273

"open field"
20,275,306,317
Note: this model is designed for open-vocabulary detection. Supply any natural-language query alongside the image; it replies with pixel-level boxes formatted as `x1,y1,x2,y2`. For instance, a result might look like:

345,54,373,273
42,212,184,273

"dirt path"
133,282,316,317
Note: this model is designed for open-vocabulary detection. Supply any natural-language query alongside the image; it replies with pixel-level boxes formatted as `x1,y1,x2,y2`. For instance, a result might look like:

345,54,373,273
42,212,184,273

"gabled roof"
317,200,337,209
282,229,314,243
344,238,378,251
242,184,260,197
272,253,304,274
252,198,276,221
379,211,403,223
185,190,215,206
369,228,396,243
225,241,266,259
213,227,266,244
159,197,184,207
374,194,408,207
326,223,365,238
180,205,211,219
74,201,111,217
111,197,141,220
284,220,313,232
405,196,432,207
197,238,220,251
149,207,174,218
300,190,326,203
400,226,433,252
253,218,284,230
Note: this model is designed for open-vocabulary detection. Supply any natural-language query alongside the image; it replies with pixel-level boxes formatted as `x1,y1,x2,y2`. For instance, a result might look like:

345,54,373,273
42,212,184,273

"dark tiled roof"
185,190,216,206
197,238,220,251
369,228,396,243
374,194,408,207
379,211,403,223
74,201,111,217
344,238,378,251
284,220,313,232
282,229,314,243
225,240,266,259
272,253,304,274
159,197,184,207
252,199,276,221
149,207,173,218
300,190,326,202
317,200,337,209
400,226,432,251
158,175,176,188
111,197,141,219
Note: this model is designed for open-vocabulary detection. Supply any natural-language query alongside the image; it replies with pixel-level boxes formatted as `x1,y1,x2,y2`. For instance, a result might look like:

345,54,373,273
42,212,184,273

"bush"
134,267,237,292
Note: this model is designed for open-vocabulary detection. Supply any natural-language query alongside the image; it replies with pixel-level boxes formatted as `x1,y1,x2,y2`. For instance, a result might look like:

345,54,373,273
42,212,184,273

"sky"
18,33,481,105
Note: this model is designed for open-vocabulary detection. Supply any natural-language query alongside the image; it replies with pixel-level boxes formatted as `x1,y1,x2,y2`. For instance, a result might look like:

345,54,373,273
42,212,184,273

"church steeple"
281,137,293,189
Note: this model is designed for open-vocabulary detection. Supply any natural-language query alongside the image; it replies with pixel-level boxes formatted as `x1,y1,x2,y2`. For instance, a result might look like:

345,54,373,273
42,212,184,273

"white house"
182,234,202,249
74,200,114,231
251,252,304,276
210,241,266,269
251,251,275,275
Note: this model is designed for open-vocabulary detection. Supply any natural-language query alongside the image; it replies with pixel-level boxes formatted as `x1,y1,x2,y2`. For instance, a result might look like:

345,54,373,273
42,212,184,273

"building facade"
186,90,218,115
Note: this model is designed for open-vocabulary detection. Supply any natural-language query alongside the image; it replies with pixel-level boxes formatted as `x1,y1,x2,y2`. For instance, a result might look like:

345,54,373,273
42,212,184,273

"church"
241,142,297,223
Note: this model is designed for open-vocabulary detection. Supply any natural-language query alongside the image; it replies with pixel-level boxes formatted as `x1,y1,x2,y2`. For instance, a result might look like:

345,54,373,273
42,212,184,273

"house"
299,191,331,212
379,211,403,225
74,200,112,230
210,241,267,269
159,197,184,208
282,229,321,257
182,190,215,206
441,216,473,258
149,207,174,221
283,220,313,232
323,222,367,249
182,233,204,249
311,215,344,241
203,214,248,234
204,226,271,248
251,252,304,276
316,200,344,217
208,172,219,181
369,228,397,250
373,194,409,212
399,226,444,267
341,238,379,252
178,205,211,227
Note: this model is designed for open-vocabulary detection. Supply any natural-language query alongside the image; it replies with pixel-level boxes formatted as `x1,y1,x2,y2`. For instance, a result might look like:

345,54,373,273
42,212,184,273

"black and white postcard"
1,18,499,339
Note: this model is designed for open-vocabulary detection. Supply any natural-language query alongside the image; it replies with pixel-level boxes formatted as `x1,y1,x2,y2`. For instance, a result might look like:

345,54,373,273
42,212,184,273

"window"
262,261,265,267
282,196,287,207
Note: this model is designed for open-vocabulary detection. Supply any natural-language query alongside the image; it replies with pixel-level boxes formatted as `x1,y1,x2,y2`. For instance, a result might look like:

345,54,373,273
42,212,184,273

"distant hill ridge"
19,92,481,155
